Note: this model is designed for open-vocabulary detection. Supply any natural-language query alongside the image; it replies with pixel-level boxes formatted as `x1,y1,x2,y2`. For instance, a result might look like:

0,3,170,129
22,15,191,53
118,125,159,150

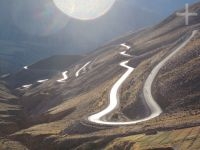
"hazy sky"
0,0,199,54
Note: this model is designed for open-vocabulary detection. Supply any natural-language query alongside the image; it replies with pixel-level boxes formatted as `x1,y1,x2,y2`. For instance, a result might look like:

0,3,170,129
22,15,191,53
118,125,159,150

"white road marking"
57,71,68,82
75,61,91,77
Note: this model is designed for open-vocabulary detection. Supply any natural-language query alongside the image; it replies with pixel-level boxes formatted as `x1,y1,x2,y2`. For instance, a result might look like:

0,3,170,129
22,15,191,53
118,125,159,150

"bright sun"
52,0,116,20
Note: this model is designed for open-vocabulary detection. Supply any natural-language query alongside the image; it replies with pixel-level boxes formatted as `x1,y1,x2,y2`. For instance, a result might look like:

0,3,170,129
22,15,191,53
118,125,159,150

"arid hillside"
0,2,200,150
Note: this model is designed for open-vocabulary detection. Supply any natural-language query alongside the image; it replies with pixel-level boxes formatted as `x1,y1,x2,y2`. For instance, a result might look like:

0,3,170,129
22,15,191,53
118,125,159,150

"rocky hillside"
0,2,200,150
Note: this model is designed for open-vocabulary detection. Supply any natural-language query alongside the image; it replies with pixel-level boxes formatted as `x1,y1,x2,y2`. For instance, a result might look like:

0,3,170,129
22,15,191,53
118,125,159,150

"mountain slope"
0,2,200,150
6,55,82,88
0,81,24,136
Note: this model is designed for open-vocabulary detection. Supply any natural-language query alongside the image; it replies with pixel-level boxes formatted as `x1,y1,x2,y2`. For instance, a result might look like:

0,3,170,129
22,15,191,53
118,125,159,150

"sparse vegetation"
0,2,200,149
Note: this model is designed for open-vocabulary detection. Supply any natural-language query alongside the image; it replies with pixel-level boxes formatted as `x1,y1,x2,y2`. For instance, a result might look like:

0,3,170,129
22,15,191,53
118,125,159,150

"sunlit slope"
0,2,200,150
104,126,200,150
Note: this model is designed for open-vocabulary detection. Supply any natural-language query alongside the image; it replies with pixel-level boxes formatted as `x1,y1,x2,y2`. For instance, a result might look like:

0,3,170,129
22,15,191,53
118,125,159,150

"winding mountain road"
37,79,49,83
22,84,32,88
75,61,91,77
20,61,91,88
57,71,68,82
88,58,135,125
143,30,197,118
88,31,197,125
120,51,132,57
120,43,131,50
120,43,132,57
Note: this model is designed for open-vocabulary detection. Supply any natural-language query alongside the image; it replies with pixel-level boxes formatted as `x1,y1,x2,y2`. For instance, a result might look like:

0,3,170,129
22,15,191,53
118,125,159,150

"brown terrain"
0,2,200,150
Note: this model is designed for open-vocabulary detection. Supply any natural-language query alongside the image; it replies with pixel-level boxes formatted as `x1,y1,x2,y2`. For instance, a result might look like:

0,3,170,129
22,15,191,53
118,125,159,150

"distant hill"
29,55,82,71
6,55,82,88
0,40,61,75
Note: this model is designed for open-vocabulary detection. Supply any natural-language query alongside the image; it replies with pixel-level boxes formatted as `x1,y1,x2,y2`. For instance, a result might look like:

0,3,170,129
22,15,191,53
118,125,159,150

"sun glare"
53,0,116,20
